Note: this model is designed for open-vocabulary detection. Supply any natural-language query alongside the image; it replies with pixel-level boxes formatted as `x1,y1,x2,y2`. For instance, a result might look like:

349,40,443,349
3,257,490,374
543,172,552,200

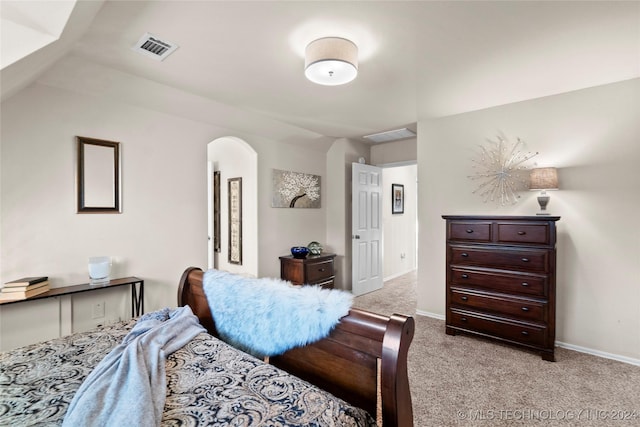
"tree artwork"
272,169,321,208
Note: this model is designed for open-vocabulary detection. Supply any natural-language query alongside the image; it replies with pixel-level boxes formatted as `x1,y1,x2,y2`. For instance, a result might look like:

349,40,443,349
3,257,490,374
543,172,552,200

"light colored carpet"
353,271,640,426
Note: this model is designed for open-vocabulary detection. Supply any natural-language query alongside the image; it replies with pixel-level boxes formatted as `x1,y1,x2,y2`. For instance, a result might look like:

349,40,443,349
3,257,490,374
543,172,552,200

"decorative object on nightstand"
307,241,323,255
290,246,310,259
280,253,336,289
529,167,559,215
442,215,560,361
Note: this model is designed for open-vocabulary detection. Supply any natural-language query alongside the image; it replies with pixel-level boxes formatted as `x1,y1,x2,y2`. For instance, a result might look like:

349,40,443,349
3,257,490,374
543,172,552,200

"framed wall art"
228,177,242,264
392,183,404,214
213,171,221,253
77,136,121,213
272,169,321,208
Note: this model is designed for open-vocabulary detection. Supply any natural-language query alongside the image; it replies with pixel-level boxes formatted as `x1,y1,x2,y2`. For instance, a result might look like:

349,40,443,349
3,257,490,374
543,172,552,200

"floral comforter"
0,319,375,426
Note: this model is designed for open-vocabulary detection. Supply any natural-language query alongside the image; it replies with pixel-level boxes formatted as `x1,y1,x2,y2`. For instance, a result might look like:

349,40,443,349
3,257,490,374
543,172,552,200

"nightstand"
279,253,336,289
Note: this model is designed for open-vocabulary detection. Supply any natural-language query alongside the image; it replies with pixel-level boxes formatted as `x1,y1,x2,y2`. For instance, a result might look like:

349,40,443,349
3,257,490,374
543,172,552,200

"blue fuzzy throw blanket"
203,269,353,357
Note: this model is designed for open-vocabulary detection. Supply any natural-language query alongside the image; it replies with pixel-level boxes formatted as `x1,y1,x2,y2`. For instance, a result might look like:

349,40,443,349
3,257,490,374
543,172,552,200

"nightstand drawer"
305,260,334,283
449,221,491,242
497,223,550,245
450,268,547,297
450,246,548,272
449,288,546,322
449,309,546,347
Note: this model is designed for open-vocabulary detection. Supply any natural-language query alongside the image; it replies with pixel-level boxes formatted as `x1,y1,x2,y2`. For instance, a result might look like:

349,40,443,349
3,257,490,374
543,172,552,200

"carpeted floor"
352,271,640,426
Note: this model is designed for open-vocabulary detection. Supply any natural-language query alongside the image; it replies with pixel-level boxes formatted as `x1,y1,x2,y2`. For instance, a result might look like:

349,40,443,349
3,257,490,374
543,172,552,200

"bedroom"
0,0,638,407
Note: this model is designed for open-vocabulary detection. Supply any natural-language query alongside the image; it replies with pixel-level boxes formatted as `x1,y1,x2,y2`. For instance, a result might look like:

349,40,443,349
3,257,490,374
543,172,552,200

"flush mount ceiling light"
304,37,358,86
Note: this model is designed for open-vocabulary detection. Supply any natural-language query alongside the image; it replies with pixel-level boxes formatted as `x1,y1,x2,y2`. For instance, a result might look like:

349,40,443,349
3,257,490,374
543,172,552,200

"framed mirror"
77,136,121,213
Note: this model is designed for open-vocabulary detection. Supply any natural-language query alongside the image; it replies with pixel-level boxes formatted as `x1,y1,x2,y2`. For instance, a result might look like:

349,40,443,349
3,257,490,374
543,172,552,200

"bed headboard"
178,267,415,427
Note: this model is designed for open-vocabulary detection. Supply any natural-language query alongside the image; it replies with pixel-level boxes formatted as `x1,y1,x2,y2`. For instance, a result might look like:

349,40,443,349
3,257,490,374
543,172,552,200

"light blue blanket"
203,269,353,357
62,306,205,427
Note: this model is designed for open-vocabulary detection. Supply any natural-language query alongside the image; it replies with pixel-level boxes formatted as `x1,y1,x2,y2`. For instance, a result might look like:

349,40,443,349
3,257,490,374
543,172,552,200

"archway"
207,136,258,277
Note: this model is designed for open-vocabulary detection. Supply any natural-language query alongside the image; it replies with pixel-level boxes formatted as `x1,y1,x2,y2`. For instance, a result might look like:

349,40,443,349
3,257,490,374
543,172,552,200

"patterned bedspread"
0,319,376,426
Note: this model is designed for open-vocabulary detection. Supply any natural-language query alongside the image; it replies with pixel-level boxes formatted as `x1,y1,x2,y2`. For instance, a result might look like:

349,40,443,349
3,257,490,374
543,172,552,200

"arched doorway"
207,137,258,277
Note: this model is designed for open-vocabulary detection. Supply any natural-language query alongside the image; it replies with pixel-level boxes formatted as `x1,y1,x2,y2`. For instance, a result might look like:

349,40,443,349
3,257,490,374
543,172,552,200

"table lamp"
529,168,559,215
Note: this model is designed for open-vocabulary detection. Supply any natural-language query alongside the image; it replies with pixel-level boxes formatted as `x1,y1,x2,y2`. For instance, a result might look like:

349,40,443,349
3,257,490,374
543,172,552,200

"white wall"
382,165,417,279
326,138,370,290
0,81,330,350
418,78,640,361
371,138,417,166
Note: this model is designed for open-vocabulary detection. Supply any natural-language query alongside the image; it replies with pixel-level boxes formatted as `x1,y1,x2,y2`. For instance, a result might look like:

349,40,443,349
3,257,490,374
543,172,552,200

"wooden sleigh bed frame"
178,267,415,427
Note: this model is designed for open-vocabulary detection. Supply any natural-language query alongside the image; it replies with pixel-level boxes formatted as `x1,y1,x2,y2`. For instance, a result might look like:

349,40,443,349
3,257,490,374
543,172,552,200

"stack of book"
0,276,49,302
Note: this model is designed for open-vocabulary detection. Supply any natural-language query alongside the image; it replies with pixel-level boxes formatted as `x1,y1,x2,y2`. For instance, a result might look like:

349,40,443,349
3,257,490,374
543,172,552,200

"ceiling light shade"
305,37,358,86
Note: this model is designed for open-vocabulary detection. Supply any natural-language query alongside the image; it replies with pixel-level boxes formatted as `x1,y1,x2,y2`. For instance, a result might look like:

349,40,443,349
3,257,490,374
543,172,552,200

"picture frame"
271,169,321,208
77,136,121,213
392,183,404,214
228,177,242,264
213,171,221,253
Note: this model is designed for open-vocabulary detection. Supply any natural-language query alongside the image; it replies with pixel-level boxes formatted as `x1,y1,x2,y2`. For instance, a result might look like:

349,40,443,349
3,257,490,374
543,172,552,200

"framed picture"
392,183,404,214
271,169,321,208
213,171,221,253
228,177,242,264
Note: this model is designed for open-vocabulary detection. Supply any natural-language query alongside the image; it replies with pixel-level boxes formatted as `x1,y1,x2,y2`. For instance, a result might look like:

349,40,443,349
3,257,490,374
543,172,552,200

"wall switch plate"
92,302,105,319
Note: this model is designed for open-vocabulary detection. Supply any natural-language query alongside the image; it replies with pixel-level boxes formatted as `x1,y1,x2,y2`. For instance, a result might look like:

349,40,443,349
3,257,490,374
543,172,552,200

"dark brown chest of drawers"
279,253,336,289
442,215,560,361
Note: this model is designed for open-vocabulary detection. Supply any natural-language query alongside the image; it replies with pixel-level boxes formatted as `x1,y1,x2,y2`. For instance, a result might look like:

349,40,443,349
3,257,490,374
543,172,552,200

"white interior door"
352,163,383,296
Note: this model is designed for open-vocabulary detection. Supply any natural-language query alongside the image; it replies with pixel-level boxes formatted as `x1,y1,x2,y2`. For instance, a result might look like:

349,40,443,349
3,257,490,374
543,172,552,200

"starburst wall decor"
468,135,538,206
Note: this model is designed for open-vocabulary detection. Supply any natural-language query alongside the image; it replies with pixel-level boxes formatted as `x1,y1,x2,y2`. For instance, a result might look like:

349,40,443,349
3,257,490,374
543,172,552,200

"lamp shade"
304,37,358,86
529,167,559,190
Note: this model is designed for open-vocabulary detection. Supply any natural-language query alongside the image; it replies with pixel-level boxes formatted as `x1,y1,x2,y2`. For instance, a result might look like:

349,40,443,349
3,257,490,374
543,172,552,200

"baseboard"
383,269,416,282
415,309,445,320
414,311,640,367
555,341,640,367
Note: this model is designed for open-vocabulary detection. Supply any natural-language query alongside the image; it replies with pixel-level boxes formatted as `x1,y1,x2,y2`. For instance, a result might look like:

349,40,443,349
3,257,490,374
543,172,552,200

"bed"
0,267,415,426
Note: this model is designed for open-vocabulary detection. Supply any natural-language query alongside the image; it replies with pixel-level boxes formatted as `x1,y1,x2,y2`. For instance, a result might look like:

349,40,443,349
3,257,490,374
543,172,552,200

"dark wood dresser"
442,215,560,361
279,253,336,289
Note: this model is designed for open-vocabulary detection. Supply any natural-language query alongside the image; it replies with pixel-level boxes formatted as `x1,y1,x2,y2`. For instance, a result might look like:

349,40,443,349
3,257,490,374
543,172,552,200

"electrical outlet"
92,302,105,319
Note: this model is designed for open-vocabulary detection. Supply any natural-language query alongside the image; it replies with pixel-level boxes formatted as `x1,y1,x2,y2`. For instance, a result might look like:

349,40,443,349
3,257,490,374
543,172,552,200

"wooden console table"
0,277,144,317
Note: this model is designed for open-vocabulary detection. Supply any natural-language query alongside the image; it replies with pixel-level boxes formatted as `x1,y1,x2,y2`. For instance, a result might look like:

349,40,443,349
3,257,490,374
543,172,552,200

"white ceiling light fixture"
304,37,358,86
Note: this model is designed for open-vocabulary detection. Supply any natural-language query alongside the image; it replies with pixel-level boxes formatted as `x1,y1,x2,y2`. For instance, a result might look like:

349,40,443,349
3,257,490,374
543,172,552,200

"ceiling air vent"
363,128,416,144
132,32,178,61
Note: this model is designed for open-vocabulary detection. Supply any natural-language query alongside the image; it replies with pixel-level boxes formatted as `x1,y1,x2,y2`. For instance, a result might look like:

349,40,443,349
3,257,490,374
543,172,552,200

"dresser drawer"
304,259,334,283
497,222,550,245
449,221,491,242
449,309,547,347
450,268,547,297
449,288,546,322
450,246,548,272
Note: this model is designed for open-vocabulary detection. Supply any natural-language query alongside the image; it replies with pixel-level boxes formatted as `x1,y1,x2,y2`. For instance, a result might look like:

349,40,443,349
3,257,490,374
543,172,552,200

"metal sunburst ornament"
468,135,538,205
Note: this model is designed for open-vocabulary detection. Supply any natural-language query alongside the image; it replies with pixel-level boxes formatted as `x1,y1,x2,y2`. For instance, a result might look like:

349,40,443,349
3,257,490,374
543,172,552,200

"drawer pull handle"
461,253,469,257
318,268,326,272
521,307,530,312
521,282,529,287
460,296,468,301
461,274,469,279
521,257,529,262
461,317,467,322
517,231,526,235
466,229,474,234
521,331,529,336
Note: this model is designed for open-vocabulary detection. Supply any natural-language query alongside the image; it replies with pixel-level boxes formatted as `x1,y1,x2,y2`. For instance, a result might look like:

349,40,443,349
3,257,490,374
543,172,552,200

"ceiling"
2,1,639,144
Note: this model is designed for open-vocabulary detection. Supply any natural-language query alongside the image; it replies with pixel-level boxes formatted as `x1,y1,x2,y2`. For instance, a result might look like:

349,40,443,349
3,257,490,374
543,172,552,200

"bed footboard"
178,267,415,427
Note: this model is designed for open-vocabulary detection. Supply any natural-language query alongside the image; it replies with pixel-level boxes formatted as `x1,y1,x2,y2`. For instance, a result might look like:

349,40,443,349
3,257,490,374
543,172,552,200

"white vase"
88,256,111,284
